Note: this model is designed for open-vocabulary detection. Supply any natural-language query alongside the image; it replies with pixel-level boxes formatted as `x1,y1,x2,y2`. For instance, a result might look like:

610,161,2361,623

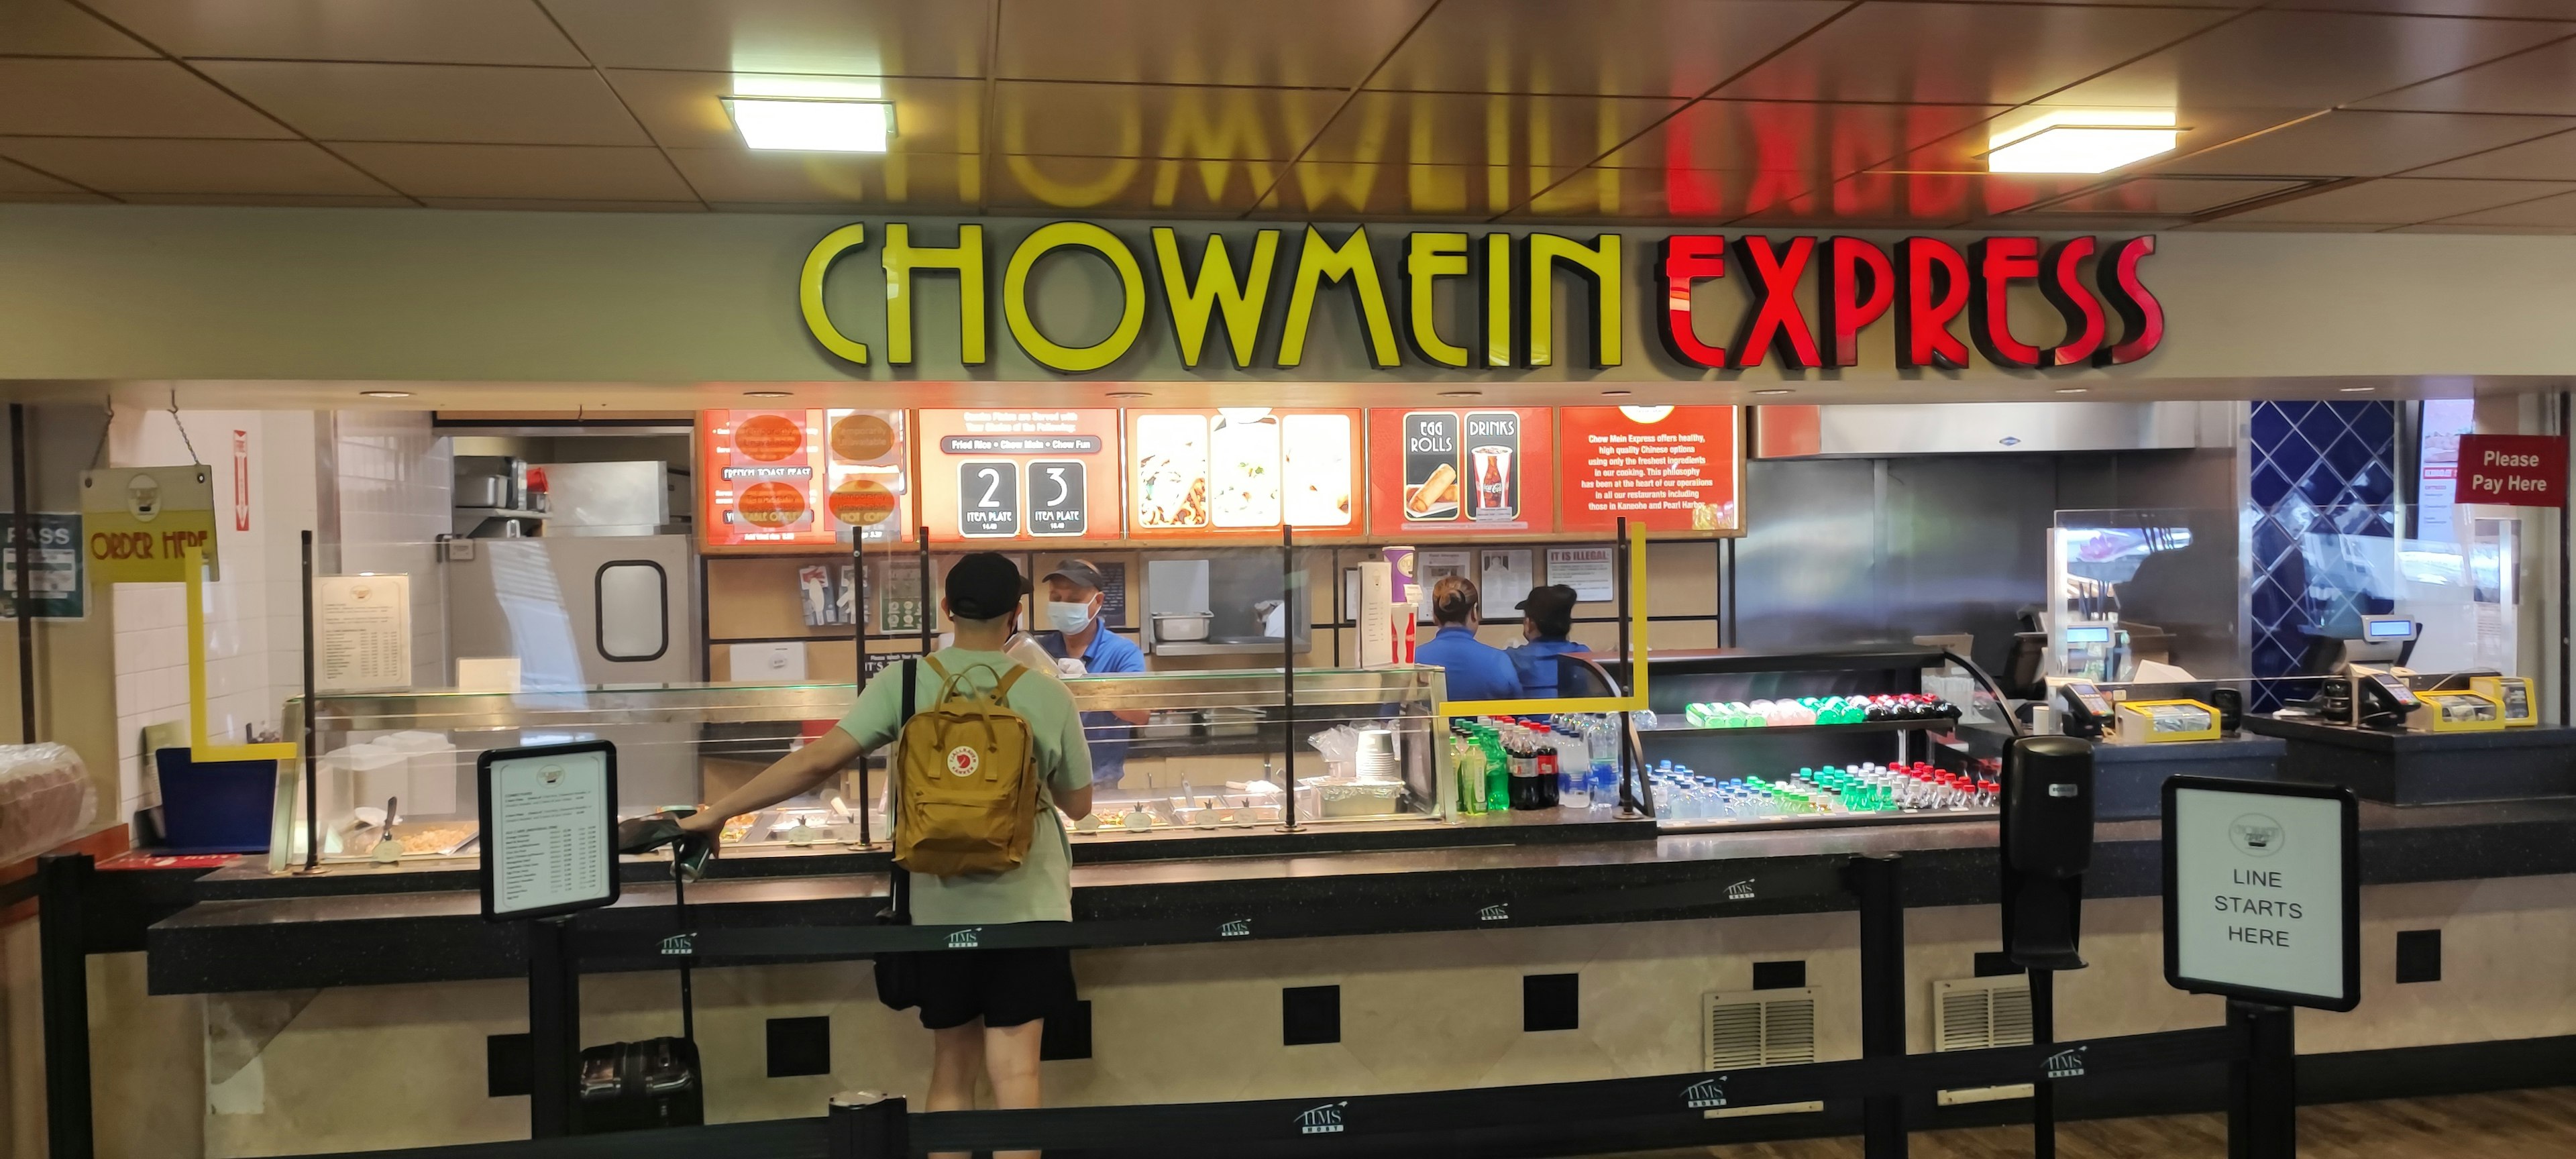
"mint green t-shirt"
834,649,1091,925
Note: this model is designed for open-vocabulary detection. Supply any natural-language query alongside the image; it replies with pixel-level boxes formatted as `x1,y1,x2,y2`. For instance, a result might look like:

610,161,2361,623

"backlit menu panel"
918,409,1122,542
1366,406,1556,536
1558,405,1744,535
700,409,912,552
1125,408,1360,539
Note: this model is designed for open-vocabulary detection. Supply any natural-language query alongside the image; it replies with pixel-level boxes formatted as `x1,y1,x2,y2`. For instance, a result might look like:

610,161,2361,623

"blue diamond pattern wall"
2247,400,2398,708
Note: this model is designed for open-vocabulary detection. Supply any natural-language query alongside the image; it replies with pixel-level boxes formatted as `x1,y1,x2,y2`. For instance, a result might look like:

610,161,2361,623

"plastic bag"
0,742,95,866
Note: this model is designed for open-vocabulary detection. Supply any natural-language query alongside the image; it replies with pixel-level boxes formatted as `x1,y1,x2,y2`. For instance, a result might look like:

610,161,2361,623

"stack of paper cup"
1356,560,1395,668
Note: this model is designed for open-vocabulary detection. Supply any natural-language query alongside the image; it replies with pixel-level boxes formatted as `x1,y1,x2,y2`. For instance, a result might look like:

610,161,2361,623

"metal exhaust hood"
1754,402,2233,458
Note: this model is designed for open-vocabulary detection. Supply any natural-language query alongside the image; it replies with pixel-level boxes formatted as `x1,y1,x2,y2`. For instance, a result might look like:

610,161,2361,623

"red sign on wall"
1558,406,1745,535
2457,435,2566,506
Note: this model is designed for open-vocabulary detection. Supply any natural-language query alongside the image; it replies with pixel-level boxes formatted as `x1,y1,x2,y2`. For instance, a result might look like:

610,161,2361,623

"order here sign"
2455,434,2565,506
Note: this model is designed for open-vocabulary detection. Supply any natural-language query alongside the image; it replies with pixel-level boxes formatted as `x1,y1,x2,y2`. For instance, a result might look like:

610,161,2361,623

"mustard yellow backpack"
893,656,1042,876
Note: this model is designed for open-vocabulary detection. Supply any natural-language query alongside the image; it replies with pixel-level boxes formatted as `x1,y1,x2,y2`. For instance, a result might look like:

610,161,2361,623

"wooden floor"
1602,1087,2576,1158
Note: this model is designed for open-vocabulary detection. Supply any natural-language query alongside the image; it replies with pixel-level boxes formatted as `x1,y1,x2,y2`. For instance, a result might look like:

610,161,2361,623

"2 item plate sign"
2161,776,2361,1011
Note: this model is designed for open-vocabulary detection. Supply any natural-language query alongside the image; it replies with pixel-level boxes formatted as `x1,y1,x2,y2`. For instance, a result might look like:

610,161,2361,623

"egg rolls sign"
796,221,2164,375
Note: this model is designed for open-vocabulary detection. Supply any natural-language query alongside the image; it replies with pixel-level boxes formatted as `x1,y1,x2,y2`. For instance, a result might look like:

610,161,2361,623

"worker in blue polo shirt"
1508,584,1592,697
1032,559,1149,789
1412,574,1524,702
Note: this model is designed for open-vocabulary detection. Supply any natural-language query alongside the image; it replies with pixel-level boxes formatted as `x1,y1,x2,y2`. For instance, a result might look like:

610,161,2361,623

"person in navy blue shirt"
1508,584,1592,697
1031,559,1149,789
1412,575,1524,701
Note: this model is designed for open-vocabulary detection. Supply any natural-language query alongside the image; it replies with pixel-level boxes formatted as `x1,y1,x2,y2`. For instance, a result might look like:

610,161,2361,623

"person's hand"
615,814,685,856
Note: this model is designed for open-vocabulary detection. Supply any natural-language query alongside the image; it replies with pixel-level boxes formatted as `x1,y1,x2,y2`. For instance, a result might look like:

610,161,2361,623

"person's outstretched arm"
678,728,862,838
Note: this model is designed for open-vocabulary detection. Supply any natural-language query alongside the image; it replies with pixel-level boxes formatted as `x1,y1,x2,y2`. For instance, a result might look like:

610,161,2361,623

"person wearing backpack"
675,553,1091,1158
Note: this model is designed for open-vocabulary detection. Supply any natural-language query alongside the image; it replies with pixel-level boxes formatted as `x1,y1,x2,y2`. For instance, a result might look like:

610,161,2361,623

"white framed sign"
477,740,619,922
2162,775,2360,1011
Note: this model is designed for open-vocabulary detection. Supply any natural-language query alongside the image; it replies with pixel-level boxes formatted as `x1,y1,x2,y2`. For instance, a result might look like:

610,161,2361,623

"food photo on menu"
1132,408,1354,533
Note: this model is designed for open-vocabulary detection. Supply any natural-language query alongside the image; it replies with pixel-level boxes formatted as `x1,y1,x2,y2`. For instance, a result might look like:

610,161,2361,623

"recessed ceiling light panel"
722,96,894,152
1988,109,2178,174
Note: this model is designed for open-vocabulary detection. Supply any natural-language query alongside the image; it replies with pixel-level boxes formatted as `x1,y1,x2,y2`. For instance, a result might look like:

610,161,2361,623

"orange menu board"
1558,405,1745,535
700,409,912,551
918,409,1122,542
1126,408,1362,539
1366,407,1556,536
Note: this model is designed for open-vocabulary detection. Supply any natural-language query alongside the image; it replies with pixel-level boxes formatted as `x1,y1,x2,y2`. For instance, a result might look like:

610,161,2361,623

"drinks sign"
1367,406,1556,535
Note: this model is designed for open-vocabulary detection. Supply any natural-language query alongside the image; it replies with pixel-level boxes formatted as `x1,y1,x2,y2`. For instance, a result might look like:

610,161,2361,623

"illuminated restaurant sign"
798,223,2162,374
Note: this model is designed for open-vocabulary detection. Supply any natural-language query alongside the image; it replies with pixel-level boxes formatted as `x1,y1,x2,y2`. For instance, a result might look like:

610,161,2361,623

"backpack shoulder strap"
991,664,1028,700
922,654,953,683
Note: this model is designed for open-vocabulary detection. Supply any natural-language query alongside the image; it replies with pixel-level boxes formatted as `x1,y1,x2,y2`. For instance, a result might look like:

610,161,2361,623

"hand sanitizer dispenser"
2000,735,2095,971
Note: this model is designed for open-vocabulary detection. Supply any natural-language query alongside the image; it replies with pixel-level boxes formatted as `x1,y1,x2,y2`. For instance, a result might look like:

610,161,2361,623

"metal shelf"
1641,718,1953,737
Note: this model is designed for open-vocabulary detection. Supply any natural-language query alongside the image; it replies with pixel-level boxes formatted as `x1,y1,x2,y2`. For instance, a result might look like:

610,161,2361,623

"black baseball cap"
945,553,1026,620
1041,559,1108,593
1516,584,1580,626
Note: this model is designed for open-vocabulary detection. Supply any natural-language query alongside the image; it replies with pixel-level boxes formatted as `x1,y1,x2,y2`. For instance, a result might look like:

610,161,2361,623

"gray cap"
1042,559,1108,593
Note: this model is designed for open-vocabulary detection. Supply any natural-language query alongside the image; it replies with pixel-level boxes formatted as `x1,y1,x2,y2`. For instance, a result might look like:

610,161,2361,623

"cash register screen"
2065,626,2113,644
2365,620,2416,640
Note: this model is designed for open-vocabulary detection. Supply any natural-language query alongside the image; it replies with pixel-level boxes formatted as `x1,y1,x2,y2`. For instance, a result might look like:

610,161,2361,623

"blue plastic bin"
153,748,276,854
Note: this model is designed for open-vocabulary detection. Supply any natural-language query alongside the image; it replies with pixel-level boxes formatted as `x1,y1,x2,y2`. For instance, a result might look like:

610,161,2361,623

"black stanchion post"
38,852,94,1159
852,535,870,847
1281,526,1299,832
828,1093,909,1159
527,916,580,1138
2227,1000,2296,1159
13,402,36,744
2030,968,2056,1159
1848,854,1907,1159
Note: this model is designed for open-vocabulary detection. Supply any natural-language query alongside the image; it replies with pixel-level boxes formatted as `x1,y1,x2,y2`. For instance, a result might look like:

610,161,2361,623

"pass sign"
2162,776,2360,1011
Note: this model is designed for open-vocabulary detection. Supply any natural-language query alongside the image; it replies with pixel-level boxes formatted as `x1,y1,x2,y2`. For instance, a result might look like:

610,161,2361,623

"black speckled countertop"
142,797,2576,995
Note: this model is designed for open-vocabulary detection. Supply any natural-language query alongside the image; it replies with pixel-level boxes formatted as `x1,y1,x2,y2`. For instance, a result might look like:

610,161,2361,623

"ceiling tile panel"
2222,177,2576,224
0,59,292,137
1,0,154,56
1298,92,1682,172
2271,0,2576,18
1368,0,1847,98
2012,176,2309,217
608,70,978,152
0,156,85,195
2412,129,2576,179
2418,187,2576,227
541,0,987,76
2155,109,2576,177
2041,11,2571,111
1517,166,1801,222
2356,38,2576,117
990,154,1276,216
119,192,417,207
422,198,704,212
1597,100,2008,175
665,147,973,204
988,81,1338,161
995,0,1433,87
1263,160,1540,219
328,142,698,200
1713,3,2234,106
80,0,586,65
0,137,392,194
200,62,651,146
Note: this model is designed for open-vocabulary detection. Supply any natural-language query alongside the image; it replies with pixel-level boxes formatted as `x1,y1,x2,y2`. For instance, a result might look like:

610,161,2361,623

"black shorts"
915,947,1077,1031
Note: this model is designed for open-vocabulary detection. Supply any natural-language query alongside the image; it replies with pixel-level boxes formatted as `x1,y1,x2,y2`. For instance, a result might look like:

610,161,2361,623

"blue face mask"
1044,598,1093,634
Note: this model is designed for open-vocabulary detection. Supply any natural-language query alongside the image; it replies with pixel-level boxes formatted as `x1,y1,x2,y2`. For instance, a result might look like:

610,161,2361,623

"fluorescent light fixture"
1987,109,2178,174
722,95,894,152
1438,390,1483,398
1106,390,1150,398
743,390,792,398
2339,386,2378,393
2055,387,2090,394
1600,390,1632,397
1751,389,1793,396
359,390,413,398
